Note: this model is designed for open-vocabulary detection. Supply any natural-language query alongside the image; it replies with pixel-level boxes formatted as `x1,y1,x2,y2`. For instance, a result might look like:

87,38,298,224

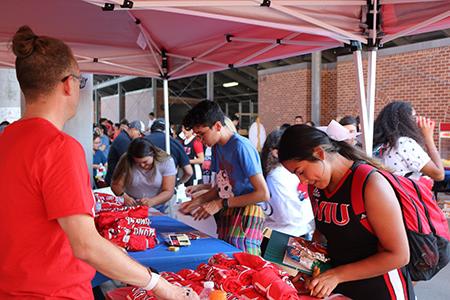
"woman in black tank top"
278,125,414,300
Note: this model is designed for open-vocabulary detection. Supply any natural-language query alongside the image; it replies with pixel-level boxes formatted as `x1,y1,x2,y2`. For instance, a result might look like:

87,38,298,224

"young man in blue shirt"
180,101,269,255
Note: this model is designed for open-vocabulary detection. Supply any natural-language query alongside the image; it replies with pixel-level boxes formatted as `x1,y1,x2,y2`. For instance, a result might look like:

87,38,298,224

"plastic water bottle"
198,281,215,300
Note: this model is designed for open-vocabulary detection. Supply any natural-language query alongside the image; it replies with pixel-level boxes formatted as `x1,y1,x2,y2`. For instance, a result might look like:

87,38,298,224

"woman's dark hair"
373,101,423,149
261,129,285,177
112,138,170,185
183,100,225,129
339,116,357,127
100,124,108,135
278,124,385,169
93,133,100,141
11,26,77,100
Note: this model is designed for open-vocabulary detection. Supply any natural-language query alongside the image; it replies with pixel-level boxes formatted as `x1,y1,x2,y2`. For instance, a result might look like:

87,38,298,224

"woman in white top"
373,101,444,181
111,138,177,212
261,129,315,237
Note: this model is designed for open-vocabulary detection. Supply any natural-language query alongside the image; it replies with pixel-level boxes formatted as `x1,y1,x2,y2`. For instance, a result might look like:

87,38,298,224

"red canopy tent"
0,0,449,153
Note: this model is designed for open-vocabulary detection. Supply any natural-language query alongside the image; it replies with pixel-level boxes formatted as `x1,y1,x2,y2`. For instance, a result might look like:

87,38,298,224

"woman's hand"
123,193,138,206
417,116,436,143
152,277,199,300
139,197,154,207
191,199,222,220
308,268,341,298
179,198,202,215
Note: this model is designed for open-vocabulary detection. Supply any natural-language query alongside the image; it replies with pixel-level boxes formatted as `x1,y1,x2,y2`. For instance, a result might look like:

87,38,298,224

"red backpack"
352,163,450,281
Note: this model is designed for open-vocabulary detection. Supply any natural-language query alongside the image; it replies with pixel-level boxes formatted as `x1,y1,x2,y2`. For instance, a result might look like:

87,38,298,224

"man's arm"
58,215,199,299
179,164,193,184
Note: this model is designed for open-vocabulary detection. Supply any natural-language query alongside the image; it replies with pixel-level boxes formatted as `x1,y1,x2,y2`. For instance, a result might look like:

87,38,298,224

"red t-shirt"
0,118,96,299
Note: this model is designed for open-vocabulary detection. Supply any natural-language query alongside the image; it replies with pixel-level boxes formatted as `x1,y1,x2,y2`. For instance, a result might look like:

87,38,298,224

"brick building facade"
258,38,450,136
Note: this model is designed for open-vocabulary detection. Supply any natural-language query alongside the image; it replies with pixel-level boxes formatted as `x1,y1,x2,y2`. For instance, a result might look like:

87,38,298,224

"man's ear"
312,146,325,160
62,76,74,96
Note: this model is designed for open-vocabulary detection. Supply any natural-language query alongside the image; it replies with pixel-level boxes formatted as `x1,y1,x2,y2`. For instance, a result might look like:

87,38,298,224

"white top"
248,122,266,151
263,165,315,237
380,136,430,180
125,157,177,199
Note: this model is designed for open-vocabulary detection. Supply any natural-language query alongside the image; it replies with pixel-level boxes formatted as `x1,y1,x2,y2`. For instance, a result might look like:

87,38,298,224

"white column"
353,50,370,156
63,74,94,179
0,69,21,121
163,79,171,155
366,49,377,156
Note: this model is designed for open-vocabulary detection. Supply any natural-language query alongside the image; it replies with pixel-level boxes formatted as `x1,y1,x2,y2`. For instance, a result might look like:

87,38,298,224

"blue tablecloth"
91,215,241,287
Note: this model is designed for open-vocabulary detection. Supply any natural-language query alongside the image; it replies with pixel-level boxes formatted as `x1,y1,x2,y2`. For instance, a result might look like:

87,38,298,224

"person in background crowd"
0,120,10,134
99,123,111,157
100,118,112,138
180,125,204,186
112,122,121,140
180,100,270,255
105,120,145,185
294,115,304,125
145,119,193,185
107,119,115,139
278,125,414,300
93,133,107,188
373,101,444,182
147,112,155,132
339,116,360,147
111,138,177,212
230,114,240,131
0,25,197,300
261,129,315,238
305,121,316,127
120,118,129,131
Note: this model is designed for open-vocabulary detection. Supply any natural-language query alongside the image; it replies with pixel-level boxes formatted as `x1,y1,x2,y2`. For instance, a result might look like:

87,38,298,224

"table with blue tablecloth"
91,215,241,287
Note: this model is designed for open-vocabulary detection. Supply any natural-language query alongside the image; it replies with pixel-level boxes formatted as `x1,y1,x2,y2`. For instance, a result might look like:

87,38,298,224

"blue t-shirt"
100,135,110,158
211,134,262,197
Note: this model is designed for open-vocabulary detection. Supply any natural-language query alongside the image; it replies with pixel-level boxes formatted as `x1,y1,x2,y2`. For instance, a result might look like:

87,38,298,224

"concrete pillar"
63,73,94,180
206,72,214,101
119,83,126,121
0,69,21,122
151,78,158,116
311,51,321,125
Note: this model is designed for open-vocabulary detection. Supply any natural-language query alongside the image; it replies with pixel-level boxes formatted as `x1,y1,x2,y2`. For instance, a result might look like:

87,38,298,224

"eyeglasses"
61,74,88,89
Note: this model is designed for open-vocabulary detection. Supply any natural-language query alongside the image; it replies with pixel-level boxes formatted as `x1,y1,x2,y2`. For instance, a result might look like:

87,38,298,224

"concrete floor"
415,264,450,300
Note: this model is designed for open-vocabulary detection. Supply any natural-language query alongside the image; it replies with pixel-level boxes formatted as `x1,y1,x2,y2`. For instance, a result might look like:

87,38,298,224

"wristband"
222,198,229,209
143,270,161,291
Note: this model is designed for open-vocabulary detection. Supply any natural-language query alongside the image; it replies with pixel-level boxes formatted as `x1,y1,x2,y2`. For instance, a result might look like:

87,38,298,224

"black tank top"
310,162,414,300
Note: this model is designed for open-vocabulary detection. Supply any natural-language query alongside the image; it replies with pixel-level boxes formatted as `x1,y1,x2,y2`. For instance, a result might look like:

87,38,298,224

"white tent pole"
163,79,171,155
366,49,377,156
352,48,370,156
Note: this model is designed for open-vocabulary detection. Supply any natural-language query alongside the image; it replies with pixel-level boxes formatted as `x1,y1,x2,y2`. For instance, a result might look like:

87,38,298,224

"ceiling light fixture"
222,82,239,88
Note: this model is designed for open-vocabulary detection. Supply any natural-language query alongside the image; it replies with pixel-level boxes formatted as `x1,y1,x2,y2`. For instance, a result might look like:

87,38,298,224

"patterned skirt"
215,204,265,255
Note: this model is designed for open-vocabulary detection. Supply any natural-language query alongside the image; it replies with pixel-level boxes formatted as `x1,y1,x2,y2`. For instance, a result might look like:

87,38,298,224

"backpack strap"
351,163,377,235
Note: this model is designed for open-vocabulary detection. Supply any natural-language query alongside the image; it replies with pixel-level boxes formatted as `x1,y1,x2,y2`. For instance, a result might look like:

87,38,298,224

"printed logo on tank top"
311,187,350,226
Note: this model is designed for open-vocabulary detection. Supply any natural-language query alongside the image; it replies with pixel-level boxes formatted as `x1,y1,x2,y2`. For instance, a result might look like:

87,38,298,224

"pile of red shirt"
122,253,300,300
94,193,157,251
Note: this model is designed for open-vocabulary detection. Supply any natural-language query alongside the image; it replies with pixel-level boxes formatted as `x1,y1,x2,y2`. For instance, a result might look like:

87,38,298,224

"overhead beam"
94,76,137,90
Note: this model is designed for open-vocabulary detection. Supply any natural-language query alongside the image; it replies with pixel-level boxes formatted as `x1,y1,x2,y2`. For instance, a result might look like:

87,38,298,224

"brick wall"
258,64,311,132
259,41,450,139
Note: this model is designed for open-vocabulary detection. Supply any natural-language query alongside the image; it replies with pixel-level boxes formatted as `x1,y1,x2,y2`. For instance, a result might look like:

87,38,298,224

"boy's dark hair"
183,100,225,129
339,116,357,127
295,115,303,120
230,114,239,122
120,118,129,126
149,112,155,116
280,123,291,130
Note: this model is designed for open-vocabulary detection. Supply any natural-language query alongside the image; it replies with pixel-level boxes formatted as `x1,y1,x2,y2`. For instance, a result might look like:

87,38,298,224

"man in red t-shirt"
0,26,198,300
